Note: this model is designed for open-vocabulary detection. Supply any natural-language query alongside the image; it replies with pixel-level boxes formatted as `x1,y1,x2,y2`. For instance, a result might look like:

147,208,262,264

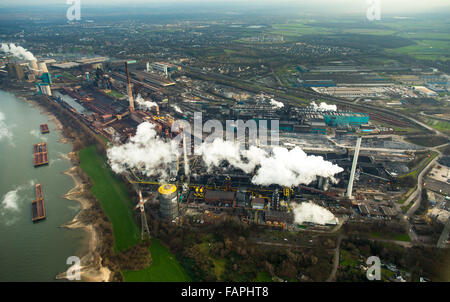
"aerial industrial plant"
0,1,449,285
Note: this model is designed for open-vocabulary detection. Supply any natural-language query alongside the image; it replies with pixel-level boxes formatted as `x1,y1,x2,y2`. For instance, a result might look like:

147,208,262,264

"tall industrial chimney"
346,136,362,199
183,132,190,183
125,62,135,112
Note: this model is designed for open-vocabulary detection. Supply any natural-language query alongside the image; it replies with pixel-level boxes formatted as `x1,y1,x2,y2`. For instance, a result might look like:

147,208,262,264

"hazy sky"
1,0,449,14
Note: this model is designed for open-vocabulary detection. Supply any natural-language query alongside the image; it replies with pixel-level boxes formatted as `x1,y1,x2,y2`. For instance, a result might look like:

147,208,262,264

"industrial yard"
0,2,449,284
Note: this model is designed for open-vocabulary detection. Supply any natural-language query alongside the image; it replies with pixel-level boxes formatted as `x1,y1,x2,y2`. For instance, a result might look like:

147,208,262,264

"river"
0,90,87,281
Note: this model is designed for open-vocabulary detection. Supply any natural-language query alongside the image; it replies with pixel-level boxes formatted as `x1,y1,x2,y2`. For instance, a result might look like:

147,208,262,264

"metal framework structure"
138,190,151,240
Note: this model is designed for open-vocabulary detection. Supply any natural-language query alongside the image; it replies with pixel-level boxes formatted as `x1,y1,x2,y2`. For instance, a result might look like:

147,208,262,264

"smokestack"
146,62,150,72
183,132,190,183
346,136,362,199
125,62,135,112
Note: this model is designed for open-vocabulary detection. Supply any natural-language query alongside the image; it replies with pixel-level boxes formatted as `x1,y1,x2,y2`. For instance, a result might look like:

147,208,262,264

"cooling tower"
38,62,48,74
28,60,39,76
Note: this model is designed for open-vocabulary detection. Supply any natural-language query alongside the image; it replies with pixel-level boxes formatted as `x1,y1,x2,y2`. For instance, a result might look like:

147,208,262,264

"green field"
253,272,272,282
122,239,191,282
389,39,450,61
79,146,140,252
370,232,411,242
425,119,450,133
270,23,330,36
106,90,125,99
340,249,359,268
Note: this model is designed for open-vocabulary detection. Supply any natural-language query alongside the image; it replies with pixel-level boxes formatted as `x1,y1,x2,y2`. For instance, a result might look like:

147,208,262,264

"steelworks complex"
2,55,449,238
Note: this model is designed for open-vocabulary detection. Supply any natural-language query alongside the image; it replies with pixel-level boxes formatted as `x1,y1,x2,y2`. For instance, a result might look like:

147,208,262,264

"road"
405,144,448,217
326,235,343,282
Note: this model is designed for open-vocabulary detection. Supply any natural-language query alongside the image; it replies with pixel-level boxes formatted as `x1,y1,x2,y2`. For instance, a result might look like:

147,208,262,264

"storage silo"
158,184,178,220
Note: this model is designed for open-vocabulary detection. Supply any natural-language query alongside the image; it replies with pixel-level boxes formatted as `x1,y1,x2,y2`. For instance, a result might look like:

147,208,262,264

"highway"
405,143,449,217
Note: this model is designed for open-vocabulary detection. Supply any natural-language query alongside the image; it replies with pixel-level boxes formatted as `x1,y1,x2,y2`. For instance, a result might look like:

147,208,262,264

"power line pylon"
139,190,151,240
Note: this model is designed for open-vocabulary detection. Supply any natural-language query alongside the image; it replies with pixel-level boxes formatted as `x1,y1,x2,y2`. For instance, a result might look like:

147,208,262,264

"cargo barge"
32,184,46,222
33,142,49,167
40,124,50,134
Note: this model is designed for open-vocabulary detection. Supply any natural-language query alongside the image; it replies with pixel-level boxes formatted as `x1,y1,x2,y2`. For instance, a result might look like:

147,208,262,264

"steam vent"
158,184,178,220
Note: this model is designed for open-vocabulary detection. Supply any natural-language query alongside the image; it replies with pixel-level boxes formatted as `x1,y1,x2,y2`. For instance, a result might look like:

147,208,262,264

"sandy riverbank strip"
58,163,111,282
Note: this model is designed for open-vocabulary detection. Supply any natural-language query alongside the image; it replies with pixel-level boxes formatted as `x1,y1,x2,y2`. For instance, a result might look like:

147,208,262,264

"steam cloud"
107,122,178,179
310,101,337,112
1,189,21,212
172,104,183,113
107,122,343,187
30,129,47,141
201,139,343,187
135,94,158,111
0,111,13,141
0,180,36,225
291,202,337,225
270,98,284,109
1,43,36,61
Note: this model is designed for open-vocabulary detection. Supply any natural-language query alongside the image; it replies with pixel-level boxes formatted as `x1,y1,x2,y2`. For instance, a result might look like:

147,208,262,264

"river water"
0,90,86,281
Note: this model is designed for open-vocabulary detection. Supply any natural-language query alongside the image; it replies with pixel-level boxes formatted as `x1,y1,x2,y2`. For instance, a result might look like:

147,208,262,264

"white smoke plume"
172,104,183,113
310,101,337,112
200,139,267,174
200,139,343,187
1,189,21,212
107,122,178,179
135,94,158,111
0,180,36,225
0,111,13,142
291,202,337,225
252,147,343,187
1,43,36,61
29,129,47,141
270,98,284,109
107,123,343,187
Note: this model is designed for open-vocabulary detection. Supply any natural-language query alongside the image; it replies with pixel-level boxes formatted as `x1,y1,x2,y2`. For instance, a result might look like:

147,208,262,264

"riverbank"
6,88,115,281
55,162,110,281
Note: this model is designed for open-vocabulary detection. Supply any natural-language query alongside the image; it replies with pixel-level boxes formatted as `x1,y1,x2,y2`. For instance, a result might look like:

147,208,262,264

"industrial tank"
158,184,178,220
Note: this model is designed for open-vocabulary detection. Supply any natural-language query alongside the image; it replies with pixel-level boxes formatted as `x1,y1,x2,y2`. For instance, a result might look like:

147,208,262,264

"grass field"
340,249,359,268
389,39,450,61
106,90,125,99
79,146,140,252
253,272,272,282
213,258,227,281
122,239,191,282
370,232,411,242
270,23,330,36
425,119,450,133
